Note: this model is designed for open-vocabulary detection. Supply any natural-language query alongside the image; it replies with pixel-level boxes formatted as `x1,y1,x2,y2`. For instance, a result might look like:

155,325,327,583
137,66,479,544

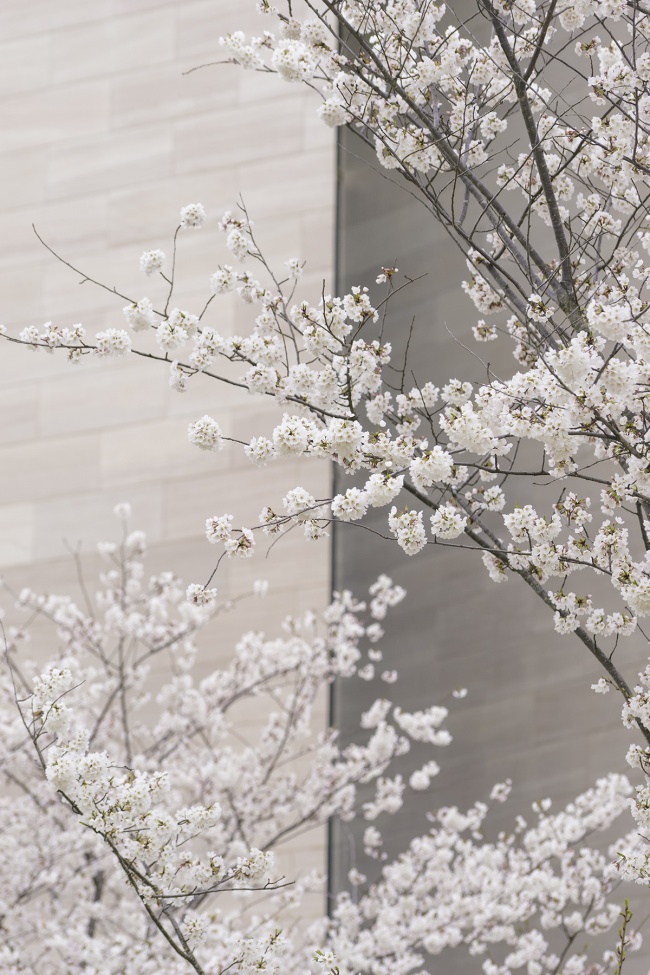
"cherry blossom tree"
0,508,643,974
5,0,650,971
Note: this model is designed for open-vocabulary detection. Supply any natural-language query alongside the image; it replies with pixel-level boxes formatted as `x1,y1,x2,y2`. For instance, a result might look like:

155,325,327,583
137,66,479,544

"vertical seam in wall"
326,107,344,919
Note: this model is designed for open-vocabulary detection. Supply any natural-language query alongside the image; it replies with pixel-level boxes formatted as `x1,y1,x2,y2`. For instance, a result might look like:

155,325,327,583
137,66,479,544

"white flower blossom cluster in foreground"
12,184,650,675
0,510,644,975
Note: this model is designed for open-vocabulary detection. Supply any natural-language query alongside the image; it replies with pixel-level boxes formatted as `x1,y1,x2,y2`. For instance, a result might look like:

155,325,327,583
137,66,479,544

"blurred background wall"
331,129,647,881
0,0,334,898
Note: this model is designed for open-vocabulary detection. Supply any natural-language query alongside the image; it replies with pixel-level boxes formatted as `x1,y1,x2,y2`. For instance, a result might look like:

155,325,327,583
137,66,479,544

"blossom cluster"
9,5,650,657
0,510,462,973
9,185,650,711
0,511,643,975
206,5,650,651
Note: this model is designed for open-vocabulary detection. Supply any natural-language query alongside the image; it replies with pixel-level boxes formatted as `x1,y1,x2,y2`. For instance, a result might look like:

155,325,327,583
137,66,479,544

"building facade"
0,0,334,900
0,0,645,950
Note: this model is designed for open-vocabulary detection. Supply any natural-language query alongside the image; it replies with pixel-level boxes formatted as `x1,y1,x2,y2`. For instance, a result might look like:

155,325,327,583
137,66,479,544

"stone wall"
0,0,334,907
331,128,645,887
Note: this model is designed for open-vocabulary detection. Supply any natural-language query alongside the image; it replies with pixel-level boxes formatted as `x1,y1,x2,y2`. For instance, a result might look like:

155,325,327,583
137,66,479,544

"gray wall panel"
330,129,648,910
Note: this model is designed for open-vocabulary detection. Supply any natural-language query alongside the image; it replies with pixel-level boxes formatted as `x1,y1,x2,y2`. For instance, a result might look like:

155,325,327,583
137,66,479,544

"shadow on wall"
329,126,645,893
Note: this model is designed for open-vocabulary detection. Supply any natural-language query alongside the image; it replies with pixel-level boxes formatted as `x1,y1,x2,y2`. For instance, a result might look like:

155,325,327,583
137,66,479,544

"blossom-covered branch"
0,509,644,974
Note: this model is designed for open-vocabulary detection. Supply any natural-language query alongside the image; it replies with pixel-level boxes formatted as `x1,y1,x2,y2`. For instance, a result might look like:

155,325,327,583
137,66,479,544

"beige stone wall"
0,0,333,901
